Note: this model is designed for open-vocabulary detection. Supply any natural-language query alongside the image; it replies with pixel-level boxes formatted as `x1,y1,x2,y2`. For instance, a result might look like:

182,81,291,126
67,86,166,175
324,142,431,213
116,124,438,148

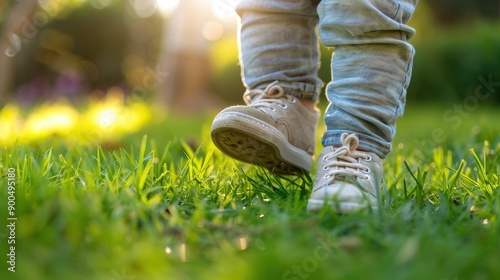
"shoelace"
322,133,372,182
243,81,296,111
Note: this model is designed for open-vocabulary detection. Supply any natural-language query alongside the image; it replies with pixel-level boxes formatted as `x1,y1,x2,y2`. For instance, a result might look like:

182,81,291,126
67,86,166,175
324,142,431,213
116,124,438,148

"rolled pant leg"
236,0,324,101
318,0,418,158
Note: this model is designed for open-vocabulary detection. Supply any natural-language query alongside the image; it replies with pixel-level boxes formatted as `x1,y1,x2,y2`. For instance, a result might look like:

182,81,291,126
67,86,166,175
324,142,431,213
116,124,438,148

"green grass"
0,104,499,280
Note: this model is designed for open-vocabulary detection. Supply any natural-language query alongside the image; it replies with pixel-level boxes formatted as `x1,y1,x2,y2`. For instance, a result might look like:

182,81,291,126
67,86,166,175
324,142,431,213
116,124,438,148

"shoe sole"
306,199,378,213
211,111,313,175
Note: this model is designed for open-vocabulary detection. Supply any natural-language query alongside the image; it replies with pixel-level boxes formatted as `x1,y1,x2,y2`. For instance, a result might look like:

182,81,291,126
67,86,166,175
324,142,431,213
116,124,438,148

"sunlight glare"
24,103,79,139
96,108,118,128
155,0,180,16
212,0,239,19
0,105,22,144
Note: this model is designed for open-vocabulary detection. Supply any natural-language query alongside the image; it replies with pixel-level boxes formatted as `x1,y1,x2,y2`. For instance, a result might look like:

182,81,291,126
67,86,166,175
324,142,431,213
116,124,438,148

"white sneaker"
211,82,319,174
307,133,383,212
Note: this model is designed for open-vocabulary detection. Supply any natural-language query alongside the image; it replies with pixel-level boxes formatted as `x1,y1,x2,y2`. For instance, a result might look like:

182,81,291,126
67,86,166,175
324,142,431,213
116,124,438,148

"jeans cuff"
321,131,391,159
255,81,323,101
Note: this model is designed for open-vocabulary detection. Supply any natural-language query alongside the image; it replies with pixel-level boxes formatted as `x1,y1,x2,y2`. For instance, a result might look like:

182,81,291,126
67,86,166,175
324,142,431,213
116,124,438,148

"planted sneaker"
307,133,383,212
211,82,319,174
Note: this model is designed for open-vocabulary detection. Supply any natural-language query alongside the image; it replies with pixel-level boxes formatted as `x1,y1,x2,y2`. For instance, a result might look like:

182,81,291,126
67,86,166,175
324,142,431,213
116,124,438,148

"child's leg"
211,0,324,174
318,0,418,158
236,0,323,100
308,0,418,212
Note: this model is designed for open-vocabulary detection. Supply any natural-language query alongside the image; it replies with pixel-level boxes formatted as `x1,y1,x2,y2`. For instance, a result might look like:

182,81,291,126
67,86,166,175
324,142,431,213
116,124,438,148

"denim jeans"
236,0,418,158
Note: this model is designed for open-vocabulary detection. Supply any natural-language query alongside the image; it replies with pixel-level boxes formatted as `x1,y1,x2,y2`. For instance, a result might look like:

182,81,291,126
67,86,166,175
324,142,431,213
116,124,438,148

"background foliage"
1,0,499,105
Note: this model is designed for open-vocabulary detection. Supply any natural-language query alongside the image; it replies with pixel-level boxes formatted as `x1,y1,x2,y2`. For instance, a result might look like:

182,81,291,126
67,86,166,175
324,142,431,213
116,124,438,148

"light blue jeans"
236,0,418,158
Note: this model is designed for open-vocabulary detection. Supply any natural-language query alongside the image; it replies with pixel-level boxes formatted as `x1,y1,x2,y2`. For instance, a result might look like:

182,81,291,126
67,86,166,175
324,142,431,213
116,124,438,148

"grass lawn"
0,102,499,280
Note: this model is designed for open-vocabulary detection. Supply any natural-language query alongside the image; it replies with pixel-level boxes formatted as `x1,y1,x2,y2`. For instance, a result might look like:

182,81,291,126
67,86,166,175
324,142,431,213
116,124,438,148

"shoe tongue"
325,145,337,153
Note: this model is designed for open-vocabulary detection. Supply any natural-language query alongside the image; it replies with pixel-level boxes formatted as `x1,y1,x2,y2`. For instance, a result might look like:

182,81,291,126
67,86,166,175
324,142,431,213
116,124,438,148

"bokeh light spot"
129,0,157,18
202,21,224,41
89,0,112,9
5,33,22,57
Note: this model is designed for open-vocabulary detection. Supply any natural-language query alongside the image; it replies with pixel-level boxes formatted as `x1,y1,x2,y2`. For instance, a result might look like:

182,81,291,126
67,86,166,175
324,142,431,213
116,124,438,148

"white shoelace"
243,81,296,111
322,133,372,182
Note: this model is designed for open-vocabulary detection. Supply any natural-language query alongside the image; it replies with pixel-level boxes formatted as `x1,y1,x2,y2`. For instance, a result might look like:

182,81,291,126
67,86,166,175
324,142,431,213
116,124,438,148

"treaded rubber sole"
211,112,313,175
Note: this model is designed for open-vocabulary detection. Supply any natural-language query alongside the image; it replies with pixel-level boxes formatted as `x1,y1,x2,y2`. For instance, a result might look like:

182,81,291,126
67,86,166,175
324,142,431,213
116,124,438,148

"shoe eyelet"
363,175,370,180
279,104,288,109
323,174,332,179
289,97,297,103
270,108,276,112
361,168,370,174
364,155,372,161
322,166,330,170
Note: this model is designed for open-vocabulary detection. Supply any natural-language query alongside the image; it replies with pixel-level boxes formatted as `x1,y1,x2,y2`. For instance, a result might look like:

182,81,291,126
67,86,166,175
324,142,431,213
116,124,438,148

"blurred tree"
2,0,498,107
0,0,163,105
157,0,227,113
